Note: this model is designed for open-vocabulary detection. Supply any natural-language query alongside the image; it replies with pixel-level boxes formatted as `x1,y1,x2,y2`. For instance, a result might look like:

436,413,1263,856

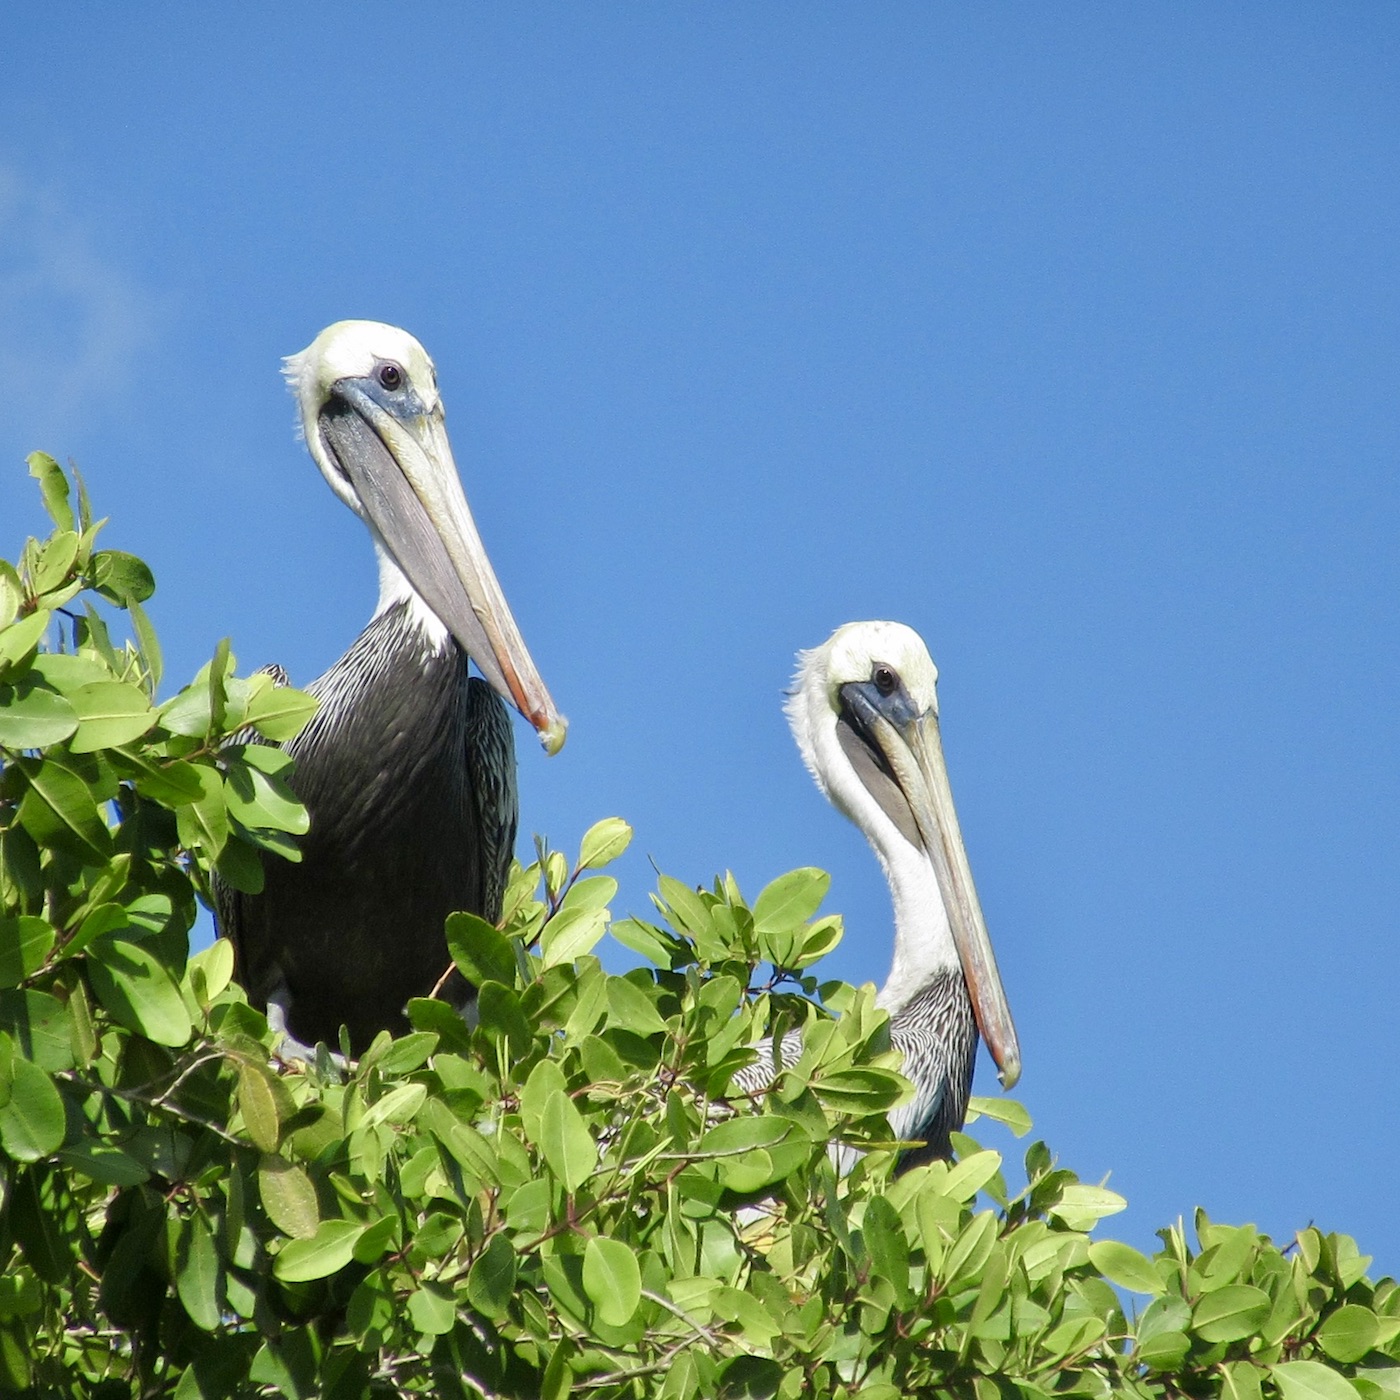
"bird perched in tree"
217,321,565,1054
764,620,1020,1161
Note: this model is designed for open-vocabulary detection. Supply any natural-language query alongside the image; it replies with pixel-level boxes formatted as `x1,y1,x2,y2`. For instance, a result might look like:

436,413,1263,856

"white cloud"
0,167,158,453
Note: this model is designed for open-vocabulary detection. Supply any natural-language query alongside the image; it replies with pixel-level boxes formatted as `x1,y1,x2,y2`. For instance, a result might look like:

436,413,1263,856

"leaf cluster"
0,461,1396,1399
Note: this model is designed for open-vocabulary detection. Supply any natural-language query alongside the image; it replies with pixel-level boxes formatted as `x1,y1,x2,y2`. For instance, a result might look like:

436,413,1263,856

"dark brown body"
217,600,516,1051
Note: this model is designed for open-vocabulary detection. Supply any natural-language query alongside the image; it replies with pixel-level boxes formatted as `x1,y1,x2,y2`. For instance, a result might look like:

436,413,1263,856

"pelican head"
787,621,1020,1088
284,320,566,753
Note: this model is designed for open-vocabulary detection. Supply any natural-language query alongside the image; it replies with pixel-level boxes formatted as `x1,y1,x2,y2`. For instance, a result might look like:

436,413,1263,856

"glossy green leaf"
87,938,192,1046
0,684,78,748
540,905,608,968
1089,1239,1164,1295
583,1234,641,1326
445,910,516,987
1192,1284,1271,1343
28,454,74,532
0,612,48,673
273,1219,366,1283
243,682,318,742
259,1156,320,1239
0,916,54,987
66,681,156,752
467,1233,517,1320
540,1084,597,1192
965,1094,1034,1136
407,1282,456,1335
1048,1182,1127,1230
0,991,76,1071
1271,1361,1366,1400
863,1194,912,1306
0,1060,65,1160
237,1063,281,1152
91,550,155,605
752,866,829,935
578,816,633,870
1318,1305,1381,1363
15,756,111,860
224,758,310,835
176,1215,222,1331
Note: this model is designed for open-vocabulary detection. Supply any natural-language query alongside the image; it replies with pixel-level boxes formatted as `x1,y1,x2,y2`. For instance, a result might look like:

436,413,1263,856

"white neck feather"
789,681,960,1020
371,539,451,652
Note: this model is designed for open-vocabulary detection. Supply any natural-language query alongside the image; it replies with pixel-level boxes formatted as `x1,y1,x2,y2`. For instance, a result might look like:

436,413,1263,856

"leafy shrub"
0,457,1394,1399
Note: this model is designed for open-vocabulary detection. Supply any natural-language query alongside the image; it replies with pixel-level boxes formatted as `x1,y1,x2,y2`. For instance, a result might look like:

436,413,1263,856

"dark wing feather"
463,676,518,923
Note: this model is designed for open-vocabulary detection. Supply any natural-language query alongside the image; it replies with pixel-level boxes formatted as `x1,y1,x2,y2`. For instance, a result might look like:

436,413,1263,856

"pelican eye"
873,664,898,697
377,363,404,392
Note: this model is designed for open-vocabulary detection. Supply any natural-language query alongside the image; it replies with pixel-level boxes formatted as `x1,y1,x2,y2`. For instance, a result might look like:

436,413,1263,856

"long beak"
319,385,567,753
873,708,1020,1088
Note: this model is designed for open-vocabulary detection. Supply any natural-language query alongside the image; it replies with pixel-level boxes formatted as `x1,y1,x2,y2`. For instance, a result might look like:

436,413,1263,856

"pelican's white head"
280,320,567,755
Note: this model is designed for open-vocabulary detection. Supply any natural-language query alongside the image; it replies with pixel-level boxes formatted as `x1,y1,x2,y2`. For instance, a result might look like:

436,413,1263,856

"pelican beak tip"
997,1058,1022,1092
539,716,568,755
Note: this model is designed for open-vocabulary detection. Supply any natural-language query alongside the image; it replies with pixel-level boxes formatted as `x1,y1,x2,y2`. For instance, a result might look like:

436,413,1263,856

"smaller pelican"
783,621,1019,1160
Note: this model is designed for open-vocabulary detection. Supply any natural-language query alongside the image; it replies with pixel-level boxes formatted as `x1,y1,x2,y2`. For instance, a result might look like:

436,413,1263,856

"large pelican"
217,321,566,1053
782,621,1019,1160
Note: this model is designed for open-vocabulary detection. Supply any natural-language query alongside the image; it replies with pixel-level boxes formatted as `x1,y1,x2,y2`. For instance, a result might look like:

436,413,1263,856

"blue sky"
4,7,1398,1273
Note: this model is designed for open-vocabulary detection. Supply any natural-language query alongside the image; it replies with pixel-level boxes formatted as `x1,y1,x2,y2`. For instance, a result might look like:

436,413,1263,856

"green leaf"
28,453,74,532
15,756,111,860
1193,1284,1272,1343
66,680,157,752
610,917,681,968
91,549,155,605
809,1066,908,1114
176,1214,222,1331
0,917,55,987
273,1219,367,1283
862,1195,913,1306
467,1233,517,1320
189,936,235,1003
445,910,516,986
259,1156,320,1239
31,531,80,595
540,905,608,968
477,980,533,1054
540,1085,597,1192
698,1115,794,1158
407,1282,457,1336
583,1235,641,1326
87,939,192,1046
224,757,310,835
521,1059,569,1144
1221,1363,1266,1400
0,1060,65,1160
1318,1305,1381,1364
237,1063,281,1152
605,975,669,1036
1089,1239,1164,1295
578,817,633,870
1271,1361,1365,1400
127,597,162,692
965,1094,1033,1136
174,762,228,858
0,612,49,674
752,867,829,935
941,1149,1005,1202
0,683,78,748
1049,1182,1128,1230
243,681,318,742
0,990,76,1071
55,1138,149,1186
359,1081,427,1131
